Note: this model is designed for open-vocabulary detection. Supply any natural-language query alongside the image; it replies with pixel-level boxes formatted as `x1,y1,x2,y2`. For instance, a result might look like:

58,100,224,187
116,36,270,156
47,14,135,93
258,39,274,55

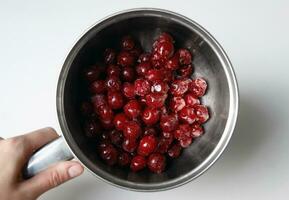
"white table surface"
1,0,289,199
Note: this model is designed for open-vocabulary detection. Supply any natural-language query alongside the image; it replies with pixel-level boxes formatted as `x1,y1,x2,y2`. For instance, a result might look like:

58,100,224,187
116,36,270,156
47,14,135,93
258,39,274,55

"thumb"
21,161,84,198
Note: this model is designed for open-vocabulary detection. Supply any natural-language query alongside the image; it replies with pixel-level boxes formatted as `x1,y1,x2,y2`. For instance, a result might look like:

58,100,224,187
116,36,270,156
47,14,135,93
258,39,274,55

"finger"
20,161,84,198
0,136,4,140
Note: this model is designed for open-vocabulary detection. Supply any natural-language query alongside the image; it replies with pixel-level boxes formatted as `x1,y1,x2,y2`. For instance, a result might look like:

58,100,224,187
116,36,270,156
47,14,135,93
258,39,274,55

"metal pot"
24,8,239,191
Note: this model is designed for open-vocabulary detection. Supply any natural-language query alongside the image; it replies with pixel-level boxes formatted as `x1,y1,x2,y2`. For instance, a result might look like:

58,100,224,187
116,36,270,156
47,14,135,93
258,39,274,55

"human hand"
0,127,84,200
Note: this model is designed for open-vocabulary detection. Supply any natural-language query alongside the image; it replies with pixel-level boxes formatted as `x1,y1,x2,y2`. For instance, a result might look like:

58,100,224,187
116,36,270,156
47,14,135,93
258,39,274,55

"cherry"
117,51,135,67
147,153,166,173
122,82,135,99
117,152,131,167
98,144,118,166
178,48,192,65
134,78,151,96
89,80,106,94
130,155,146,172
107,64,121,77
107,91,124,109
156,137,173,154
84,120,100,138
143,127,157,136
137,135,158,156
157,32,174,43
91,94,106,109
194,105,209,123
178,64,193,78
129,46,142,58
122,138,137,153
145,93,167,108
113,113,128,131
184,93,200,106
100,119,114,130
178,106,197,124
108,129,123,146
191,123,204,138
121,35,135,50
145,69,163,82
170,79,189,96
179,136,192,148
122,67,135,82
96,104,114,121
123,121,141,139
160,114,178,132
151,52,166,68
104,48,116,64
80,101,93,116
105,75,121,91
138,53,151,63
188,78,207,97
153,41,174,60
165,54,180,70
174,124,192,140
83,66,100,82
162,131,173,139
168,143,182,158
170,97,186,113
124,100,141,119
142,107,160,126
151,81,169,94
136,62,151,77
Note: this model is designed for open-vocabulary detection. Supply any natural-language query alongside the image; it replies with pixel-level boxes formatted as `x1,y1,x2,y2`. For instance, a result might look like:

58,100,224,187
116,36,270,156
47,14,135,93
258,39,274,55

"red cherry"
177,48,192,65
136,62,151,77
156,136,173,153
130,155,146,172
151,52,166,68
142,107,160,126
188,78,207,97
134,78,151,96
162,131,173,139
104,48,116,64
122,67,135,82
178,106,197,124
184,93,200,106
100,119,114,130
117,152,131,167
178,64,193,78
83,66,100,82
138,53,151,63
124,100,142,119
147,153,166,173
153,41,174,60
165,54,180,70
160,114,178,132
174,124,192,140
107,64,121,77
157,32,174,43
170,97,185,113
96,104,114,121
179,136,192,148
107,91,124,109
117,51,135,67
121,35,135,50
108,129,123,146
129,46,142,58
145,93,167,108
89,80,106,94
145,69,163,82
122,138,137,152
113,113,128,131
194,105,209,123
91,94,106,109
168,143,182,158
98,144,118,166
105,75,121,91
191,123,204,138
123,121,141,139
170,79,189,96
137,135,158,156
151,81,169,94
122,82,135,99
143,127,157,136
80,101,93,116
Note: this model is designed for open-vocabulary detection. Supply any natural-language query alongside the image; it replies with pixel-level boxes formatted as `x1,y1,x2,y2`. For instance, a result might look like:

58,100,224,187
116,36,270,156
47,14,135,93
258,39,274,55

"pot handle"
23,136,74,178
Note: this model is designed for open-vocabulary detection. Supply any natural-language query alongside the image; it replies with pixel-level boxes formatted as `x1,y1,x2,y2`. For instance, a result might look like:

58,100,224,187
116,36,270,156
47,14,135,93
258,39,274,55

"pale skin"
0,127,84,200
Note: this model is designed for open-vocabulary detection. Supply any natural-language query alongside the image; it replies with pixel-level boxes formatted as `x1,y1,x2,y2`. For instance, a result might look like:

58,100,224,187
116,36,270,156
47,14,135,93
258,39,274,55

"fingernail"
68,165,83,178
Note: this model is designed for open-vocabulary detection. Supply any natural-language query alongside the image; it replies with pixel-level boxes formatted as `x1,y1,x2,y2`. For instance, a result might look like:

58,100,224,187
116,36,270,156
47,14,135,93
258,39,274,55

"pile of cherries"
80,33,209,173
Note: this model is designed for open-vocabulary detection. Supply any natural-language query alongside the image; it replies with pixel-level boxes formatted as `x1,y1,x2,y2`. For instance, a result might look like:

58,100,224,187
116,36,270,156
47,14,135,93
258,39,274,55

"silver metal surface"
55,8,239,191
23,137,73,178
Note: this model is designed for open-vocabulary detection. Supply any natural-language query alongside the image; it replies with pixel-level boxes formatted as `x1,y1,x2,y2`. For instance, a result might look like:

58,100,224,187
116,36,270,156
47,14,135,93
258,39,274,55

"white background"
1,0,289,199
